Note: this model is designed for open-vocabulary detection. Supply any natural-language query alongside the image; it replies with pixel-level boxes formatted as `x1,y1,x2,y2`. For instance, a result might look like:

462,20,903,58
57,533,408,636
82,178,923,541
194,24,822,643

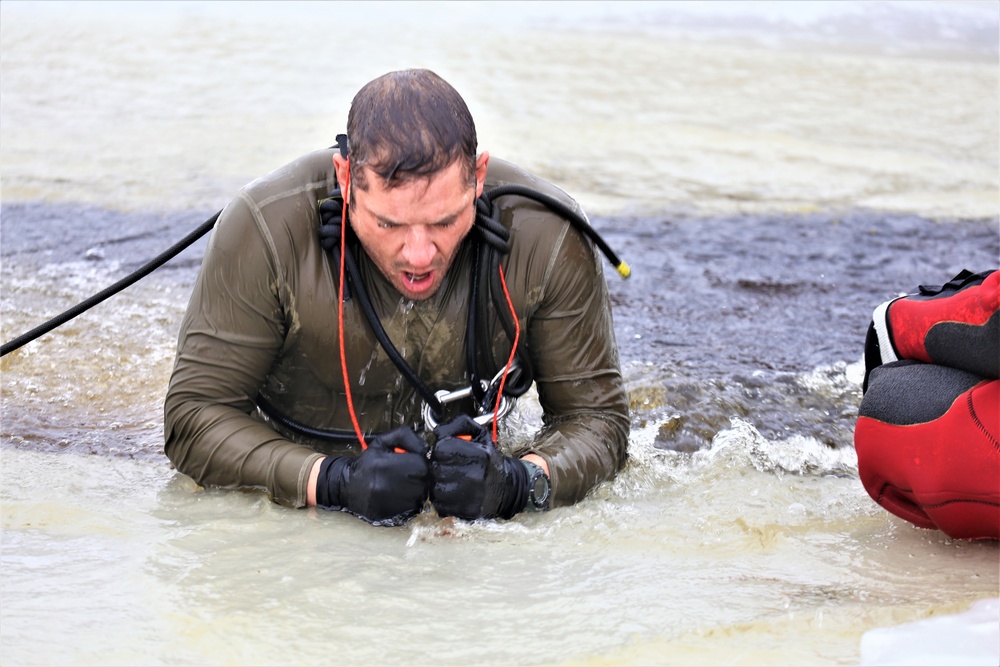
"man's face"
334,153,489,301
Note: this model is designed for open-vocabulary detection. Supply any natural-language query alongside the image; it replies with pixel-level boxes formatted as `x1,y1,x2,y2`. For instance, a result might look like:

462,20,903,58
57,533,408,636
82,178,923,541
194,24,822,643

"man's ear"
333,153,350,198
475,151,490,198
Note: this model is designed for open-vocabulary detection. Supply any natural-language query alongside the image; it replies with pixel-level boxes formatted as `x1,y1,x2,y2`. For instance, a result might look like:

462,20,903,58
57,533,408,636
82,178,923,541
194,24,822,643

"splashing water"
2,2,997,665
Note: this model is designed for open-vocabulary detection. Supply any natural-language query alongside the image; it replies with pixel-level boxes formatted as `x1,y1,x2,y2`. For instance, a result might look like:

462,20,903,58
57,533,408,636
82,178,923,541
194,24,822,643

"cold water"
2,2,998,665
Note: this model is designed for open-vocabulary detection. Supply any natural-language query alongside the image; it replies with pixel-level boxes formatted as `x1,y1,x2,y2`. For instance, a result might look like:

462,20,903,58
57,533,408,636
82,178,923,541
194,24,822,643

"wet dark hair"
346,69,478,191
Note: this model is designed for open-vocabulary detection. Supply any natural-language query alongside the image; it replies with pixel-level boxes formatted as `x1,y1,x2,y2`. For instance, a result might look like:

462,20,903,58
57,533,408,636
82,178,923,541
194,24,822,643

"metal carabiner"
421,368,517,432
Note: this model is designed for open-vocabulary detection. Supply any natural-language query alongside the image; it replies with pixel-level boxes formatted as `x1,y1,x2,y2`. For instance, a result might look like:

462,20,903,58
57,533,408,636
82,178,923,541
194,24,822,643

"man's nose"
401,226,435,267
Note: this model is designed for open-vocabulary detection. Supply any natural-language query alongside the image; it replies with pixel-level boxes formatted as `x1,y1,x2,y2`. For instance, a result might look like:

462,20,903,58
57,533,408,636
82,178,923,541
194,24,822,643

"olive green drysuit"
164,149,629,510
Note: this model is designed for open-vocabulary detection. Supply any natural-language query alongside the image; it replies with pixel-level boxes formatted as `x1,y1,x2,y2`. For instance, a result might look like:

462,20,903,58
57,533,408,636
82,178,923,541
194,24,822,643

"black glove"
315,427,430,526
430,415,529,520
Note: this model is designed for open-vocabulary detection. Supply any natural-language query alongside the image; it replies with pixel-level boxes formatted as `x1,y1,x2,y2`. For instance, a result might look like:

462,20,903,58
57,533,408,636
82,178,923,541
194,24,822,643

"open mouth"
403,271,434,292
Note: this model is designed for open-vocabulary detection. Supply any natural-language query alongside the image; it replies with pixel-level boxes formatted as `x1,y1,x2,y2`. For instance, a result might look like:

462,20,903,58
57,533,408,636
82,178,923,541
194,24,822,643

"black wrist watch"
520,459,551,511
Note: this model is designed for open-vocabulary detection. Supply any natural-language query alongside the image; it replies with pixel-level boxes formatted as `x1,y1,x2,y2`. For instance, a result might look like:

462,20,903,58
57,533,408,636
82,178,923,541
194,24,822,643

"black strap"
336,134,349,158
917,269,994,296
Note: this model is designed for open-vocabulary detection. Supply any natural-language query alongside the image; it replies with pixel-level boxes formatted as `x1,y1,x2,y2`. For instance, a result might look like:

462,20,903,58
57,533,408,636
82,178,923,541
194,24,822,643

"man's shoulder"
242,148,339,207
485,158,579,209
484,158,600,290
485,158,588,239
218,149,337,254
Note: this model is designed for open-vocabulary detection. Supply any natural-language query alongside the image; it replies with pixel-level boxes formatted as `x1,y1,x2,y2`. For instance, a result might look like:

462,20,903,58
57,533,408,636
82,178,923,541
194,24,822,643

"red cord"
338,166,368,450
493,264,520,442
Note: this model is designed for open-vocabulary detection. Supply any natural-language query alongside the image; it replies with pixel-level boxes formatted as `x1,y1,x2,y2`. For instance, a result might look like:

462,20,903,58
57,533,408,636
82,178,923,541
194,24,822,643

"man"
164,69,629,525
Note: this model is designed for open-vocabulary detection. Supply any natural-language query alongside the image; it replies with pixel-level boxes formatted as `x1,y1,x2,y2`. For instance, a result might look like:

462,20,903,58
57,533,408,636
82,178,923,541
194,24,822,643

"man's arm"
520,222,630,506
164,194,323,507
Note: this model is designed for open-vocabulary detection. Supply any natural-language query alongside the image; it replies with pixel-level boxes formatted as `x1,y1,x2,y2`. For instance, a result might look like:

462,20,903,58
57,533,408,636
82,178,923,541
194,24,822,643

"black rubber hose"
465,238,485,404
255,393,362,444
1,211,221,357
484,184,627,272
474,194,534,398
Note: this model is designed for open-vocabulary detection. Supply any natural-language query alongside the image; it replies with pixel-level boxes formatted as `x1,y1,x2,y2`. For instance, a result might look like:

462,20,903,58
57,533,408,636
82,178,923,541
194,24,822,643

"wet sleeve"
163,193,324,507
520,226,630,507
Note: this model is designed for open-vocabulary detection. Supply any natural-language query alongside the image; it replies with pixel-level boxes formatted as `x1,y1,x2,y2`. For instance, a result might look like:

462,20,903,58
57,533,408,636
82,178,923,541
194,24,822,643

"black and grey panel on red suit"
854,267,1000,540
864,269,999,391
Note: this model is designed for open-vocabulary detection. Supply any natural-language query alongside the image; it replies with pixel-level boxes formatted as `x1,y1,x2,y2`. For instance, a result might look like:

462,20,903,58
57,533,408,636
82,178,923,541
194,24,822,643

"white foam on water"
799,357,868,395
2,2,998,665
698,417,859,478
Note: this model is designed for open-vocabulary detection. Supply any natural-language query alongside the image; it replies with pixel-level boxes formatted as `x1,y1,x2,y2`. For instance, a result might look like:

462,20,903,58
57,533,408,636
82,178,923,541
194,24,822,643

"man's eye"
377,220,398,230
